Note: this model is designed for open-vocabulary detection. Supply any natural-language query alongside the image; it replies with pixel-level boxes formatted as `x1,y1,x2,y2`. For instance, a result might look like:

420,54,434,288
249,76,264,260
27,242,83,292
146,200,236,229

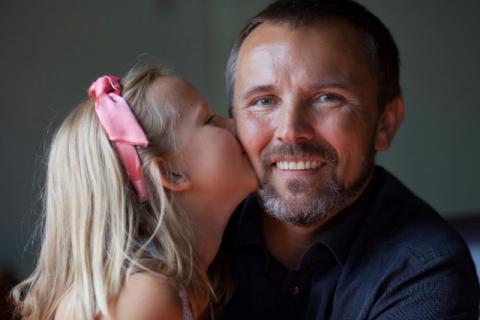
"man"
220,0,480,319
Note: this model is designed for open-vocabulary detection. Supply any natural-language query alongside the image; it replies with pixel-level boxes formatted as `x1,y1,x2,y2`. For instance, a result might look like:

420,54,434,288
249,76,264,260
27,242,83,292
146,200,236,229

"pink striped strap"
88,75,149,202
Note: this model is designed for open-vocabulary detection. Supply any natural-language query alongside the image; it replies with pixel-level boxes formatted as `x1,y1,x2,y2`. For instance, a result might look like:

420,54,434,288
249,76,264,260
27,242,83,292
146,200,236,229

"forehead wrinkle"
244,44,296,92
249,44,284,76
252,37,345,91
237,21,375,102
310,79,349,90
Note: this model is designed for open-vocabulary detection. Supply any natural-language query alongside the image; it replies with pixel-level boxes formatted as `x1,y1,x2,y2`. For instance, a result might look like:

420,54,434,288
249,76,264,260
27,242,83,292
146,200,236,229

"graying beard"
257,177,344,227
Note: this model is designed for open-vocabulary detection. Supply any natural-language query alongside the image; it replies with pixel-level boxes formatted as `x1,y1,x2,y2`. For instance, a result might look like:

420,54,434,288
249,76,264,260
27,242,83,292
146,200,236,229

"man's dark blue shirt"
221,167,480,319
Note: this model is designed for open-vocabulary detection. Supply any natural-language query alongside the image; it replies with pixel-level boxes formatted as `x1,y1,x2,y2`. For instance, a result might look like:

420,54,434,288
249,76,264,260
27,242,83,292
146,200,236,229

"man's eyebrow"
240,85,275,101
310,79,347,90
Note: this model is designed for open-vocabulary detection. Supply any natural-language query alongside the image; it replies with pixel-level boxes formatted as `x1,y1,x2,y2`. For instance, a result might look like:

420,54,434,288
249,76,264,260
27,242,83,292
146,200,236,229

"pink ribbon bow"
88,75,149,202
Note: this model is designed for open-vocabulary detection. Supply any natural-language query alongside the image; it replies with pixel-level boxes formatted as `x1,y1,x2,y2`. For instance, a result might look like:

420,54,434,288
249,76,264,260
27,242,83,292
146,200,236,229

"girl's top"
178,288,194,320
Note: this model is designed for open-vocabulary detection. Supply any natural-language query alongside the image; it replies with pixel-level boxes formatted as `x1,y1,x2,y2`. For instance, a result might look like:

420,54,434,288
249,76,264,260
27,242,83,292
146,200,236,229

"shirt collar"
232,194,265,250
312,175,377,266
232,167,383,266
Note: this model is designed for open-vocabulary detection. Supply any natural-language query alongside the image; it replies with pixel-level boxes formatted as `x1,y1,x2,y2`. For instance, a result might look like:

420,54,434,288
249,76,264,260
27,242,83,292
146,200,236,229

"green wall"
361,0,480,215
1,0,478,278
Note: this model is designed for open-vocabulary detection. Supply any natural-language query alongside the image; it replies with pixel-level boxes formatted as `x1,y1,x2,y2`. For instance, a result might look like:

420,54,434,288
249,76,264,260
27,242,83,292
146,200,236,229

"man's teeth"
276,161,322,170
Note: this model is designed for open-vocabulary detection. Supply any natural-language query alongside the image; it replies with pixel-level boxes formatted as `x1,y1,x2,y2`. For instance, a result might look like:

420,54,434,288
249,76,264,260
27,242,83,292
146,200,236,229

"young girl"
12,67,257,319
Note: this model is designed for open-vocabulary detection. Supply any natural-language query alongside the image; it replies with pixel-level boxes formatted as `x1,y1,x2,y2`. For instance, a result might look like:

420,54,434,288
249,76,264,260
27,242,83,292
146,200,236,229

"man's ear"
374,97,405,152
155,157,192,192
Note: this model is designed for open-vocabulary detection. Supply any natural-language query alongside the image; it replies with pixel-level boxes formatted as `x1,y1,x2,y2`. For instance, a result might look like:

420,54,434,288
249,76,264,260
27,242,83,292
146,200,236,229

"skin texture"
55,274,183,320
233,20,403,268
109,273,183,320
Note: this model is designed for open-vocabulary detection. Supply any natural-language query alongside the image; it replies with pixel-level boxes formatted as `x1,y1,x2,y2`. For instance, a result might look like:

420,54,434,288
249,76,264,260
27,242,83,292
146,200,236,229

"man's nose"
274,104,314,144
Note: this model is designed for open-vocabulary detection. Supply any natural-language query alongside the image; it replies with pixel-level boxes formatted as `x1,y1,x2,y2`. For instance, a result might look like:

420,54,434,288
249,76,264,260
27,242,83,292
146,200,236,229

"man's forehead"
240,19,364,50
236,20,369,75
235,21,372,84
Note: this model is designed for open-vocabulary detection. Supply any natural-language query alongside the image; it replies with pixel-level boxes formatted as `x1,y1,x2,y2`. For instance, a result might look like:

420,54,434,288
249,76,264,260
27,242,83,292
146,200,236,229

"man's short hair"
226,0,401,113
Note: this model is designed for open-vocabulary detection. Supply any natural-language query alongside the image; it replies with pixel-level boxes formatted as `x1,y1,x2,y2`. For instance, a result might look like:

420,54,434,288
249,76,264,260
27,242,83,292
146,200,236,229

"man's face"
233,20,384,226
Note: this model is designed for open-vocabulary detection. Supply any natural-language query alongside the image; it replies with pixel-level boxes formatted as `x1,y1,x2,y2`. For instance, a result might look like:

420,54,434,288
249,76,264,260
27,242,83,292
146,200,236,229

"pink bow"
88,75,149,202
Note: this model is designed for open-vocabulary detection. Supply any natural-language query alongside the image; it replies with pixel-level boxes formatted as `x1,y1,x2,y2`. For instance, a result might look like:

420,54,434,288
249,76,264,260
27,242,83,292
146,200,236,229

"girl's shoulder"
109,272,183,320
55,272,183,320
54,289,75,320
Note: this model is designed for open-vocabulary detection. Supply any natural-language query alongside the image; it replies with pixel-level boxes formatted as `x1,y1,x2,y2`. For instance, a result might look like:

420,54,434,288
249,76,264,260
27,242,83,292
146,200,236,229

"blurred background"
1,0,479,310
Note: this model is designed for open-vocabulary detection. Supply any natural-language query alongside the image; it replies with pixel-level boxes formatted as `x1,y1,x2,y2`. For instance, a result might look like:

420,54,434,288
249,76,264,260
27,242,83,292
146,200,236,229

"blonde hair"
12,67,210,319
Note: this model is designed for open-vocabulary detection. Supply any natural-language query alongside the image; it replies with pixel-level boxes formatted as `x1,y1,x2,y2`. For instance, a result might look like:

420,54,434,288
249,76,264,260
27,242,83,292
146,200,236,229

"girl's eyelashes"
205,114,216,124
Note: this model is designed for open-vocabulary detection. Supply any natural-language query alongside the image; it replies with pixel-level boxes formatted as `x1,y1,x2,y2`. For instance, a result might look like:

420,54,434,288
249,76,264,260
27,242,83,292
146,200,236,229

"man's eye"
314,93,344,107
318,93,340,103
252,97,274,106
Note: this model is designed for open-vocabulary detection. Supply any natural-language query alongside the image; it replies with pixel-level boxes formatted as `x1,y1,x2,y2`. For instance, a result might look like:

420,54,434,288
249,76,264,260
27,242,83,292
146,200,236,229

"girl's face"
173,77,257,199
150,77,257,247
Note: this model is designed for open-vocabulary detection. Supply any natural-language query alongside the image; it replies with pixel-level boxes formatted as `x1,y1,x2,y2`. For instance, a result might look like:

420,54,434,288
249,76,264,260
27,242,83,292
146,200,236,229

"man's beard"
257,141,374,227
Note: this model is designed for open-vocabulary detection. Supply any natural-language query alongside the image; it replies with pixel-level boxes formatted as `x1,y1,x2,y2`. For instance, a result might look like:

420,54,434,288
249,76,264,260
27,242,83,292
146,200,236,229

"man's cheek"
249,153,265,178
237,119,266,152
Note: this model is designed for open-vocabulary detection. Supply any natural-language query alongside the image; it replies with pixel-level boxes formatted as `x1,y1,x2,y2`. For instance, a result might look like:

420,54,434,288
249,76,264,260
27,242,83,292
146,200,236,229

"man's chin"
257,187,343,227
256,159,375,227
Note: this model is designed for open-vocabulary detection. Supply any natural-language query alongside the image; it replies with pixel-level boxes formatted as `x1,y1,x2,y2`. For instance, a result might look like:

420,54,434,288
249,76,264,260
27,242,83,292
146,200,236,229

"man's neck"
261,187,371,269
262,212,324,270
260,170,376,270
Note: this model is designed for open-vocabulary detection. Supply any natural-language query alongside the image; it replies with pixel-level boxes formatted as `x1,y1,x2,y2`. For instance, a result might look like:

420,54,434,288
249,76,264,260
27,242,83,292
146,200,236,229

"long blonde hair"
12,67,210,319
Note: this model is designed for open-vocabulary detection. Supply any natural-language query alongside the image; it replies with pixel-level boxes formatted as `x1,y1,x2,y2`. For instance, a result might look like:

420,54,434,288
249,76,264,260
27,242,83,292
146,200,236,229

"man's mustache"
259,142,338,166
